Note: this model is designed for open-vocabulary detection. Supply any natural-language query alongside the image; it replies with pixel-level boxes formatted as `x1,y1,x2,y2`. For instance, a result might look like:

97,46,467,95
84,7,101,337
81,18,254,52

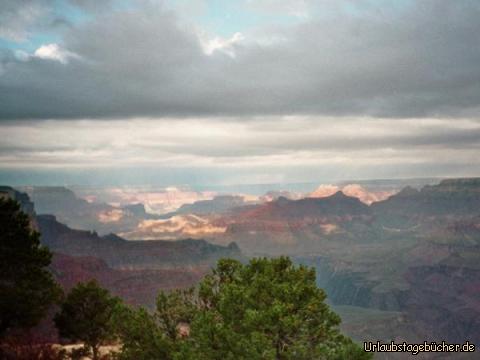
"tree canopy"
0,198,61,338
54,280,120,360
116,257,370,360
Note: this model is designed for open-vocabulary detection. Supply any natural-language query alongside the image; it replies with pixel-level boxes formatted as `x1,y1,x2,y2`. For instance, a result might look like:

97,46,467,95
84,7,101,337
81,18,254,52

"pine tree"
0,198,61,338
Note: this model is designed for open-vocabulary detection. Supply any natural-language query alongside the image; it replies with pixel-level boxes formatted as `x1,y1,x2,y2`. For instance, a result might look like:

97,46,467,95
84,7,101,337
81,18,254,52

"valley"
3,178,480,352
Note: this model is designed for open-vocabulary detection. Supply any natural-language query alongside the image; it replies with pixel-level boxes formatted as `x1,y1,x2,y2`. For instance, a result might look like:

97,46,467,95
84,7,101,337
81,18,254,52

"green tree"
179,257,370,360
54,280,120,360
117,257,371,360
0,198,61,338
114,306,172,360
114,288,196,360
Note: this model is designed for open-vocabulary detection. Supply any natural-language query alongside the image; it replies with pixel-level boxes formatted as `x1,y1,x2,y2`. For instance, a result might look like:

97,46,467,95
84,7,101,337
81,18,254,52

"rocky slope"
0,186,35,217
23,186,143,235
50,253,205,307
214,179,480,346
172,195,250,215
38,214,242,269
220,191,374,255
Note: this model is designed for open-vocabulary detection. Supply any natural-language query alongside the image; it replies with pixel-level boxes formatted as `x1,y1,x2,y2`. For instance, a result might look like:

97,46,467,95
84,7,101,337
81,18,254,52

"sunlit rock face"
98,208,124,223
308,184,339,198
310,183,395,204
119,215,226,240
77,186,217,214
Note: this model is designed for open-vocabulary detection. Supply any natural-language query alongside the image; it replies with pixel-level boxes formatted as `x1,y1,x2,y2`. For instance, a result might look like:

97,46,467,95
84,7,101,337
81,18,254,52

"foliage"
0,198,62,338
54,280,120,360
113,288,196,360
117,257,371,360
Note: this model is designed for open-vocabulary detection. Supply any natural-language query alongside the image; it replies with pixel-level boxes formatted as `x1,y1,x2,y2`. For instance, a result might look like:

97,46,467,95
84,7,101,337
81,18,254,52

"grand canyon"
2,1,480,358
3,177,480,353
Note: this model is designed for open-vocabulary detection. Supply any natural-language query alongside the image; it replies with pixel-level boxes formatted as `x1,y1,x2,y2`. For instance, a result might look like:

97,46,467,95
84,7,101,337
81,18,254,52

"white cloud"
1,117,479,175
200,32,244,57
33,43,79,64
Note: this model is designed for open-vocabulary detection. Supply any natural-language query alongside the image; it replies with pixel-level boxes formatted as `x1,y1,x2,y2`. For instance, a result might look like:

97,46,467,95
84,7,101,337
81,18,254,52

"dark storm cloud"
0,0,112,41
1,0,480,120
0,0,53,41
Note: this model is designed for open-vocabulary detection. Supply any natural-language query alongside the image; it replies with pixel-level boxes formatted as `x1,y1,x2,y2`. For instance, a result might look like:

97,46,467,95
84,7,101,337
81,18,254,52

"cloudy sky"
0,0,479,186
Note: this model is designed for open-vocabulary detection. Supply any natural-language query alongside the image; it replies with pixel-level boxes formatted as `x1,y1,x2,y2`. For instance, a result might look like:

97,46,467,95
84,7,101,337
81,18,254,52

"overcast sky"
0,0,479,186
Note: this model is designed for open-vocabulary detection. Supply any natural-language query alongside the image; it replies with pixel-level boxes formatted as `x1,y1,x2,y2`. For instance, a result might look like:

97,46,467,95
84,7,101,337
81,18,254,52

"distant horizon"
1,175,461,194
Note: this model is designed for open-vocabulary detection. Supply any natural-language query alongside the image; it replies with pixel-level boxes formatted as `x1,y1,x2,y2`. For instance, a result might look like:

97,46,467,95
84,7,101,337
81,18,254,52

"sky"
0,0,479,187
